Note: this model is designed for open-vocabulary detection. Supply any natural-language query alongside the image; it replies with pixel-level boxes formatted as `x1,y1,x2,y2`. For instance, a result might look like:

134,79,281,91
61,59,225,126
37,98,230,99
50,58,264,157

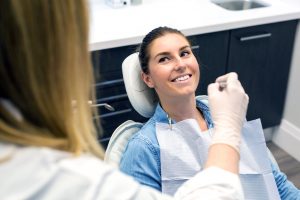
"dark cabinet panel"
91,45,147,147
95,99,144,141
188,31,229,95
227,20,298,128
92,45,138,82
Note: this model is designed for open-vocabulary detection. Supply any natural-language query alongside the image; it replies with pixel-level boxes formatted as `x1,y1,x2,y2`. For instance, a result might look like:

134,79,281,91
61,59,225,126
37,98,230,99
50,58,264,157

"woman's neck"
160,95,208,131
160,95,197,121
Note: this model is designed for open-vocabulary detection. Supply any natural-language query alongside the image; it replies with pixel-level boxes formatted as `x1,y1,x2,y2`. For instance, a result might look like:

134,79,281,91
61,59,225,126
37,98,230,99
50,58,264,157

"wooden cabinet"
227,20,298,127
188,31,229,95
92,20,298,147
190,20,298,128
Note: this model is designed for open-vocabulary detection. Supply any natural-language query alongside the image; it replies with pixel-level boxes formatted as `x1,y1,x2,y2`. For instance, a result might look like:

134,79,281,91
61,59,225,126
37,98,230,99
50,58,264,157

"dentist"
0,0,248,199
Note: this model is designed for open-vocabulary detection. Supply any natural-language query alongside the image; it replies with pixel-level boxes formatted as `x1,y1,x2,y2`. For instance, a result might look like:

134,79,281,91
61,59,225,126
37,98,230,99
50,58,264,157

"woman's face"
142,33,200,102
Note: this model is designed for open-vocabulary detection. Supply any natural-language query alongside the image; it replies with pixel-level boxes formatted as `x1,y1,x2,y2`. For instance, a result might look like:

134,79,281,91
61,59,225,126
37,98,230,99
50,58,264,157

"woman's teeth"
174,75,190,82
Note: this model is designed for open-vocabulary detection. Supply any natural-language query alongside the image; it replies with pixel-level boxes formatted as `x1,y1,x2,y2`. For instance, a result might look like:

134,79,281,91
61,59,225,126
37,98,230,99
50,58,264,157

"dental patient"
119,26,300,199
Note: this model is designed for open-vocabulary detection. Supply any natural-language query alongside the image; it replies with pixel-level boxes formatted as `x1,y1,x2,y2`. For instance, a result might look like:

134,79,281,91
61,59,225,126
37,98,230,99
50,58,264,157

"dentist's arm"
206,72,249,173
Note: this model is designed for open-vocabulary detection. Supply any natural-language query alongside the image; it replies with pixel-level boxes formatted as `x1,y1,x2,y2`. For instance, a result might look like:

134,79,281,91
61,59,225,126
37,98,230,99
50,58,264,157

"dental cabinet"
92,44,145,147
227,20,297,128
91,20,298,148
195,20,298,128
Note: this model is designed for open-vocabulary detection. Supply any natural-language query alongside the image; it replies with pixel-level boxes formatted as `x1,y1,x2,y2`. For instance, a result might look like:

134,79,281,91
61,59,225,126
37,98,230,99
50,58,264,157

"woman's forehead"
149,33,189,56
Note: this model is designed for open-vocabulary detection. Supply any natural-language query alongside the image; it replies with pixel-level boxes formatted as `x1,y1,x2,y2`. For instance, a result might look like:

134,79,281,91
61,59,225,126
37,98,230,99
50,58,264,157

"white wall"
272,0,300,162
283,26,300,126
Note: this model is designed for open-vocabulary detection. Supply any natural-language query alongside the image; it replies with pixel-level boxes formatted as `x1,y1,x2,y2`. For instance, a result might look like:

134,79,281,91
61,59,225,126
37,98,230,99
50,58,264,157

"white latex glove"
208,72,249,153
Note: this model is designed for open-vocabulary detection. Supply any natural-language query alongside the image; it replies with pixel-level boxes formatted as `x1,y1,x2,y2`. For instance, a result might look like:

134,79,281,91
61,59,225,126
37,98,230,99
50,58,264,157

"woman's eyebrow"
154,52,170,59
180,45,191,50
153,45,191,59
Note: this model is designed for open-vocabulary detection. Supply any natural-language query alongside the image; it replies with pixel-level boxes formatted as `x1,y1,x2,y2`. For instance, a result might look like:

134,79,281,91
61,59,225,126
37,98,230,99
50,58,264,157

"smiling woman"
120,27,213,192
119,26,300,199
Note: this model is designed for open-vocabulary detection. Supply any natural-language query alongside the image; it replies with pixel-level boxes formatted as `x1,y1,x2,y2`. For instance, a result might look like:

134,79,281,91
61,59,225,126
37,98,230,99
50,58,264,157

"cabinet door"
188,31,229,95
227,20,298,128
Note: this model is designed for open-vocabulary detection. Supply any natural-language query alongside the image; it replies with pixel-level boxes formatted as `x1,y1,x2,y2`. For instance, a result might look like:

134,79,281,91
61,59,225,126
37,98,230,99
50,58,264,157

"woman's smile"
171,74,192,82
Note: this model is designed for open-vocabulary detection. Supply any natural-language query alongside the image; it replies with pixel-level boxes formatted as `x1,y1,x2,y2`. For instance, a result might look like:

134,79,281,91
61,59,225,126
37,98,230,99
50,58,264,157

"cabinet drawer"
96,100,147,147
187,31,229,95
95,78,126,100
96,96,130,117
91,44,144,149
92,45,138,82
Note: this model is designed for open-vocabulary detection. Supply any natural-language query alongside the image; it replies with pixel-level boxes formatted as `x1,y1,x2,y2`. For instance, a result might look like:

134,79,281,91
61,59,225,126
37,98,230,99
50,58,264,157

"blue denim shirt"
119,99,300,199
272,162,300,199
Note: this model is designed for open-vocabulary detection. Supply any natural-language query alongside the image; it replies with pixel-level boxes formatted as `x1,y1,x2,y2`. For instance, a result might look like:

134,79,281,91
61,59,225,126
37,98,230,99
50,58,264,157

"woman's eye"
158,57,169,63
181,51,190,57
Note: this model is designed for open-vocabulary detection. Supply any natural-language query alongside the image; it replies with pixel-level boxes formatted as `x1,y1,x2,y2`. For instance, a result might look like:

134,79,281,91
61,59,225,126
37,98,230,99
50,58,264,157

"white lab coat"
0,142,244,200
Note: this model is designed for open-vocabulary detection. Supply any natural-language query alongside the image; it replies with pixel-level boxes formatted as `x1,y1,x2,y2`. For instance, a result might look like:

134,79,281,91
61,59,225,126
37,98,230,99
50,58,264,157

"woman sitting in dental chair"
119,26,300,199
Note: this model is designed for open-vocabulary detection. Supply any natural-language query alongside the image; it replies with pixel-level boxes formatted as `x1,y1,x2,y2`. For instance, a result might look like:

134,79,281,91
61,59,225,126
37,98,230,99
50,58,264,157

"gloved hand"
208,72,249,153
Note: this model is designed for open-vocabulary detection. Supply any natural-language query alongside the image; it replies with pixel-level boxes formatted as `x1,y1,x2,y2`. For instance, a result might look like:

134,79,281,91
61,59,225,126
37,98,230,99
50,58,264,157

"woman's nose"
174,57,186,71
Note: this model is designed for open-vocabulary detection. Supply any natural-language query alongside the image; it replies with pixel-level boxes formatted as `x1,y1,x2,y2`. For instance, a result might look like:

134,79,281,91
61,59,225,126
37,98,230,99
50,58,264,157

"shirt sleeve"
100,166,244,200
271,162,300,199
120,136,161,191
174,167,244,200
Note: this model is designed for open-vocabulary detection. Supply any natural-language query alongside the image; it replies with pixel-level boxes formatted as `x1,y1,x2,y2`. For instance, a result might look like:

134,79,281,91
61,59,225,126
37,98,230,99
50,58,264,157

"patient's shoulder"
131,118,157,144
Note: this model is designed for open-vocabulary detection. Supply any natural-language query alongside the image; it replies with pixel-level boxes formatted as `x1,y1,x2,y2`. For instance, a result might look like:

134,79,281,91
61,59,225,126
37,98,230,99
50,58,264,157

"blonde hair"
0,0,104,158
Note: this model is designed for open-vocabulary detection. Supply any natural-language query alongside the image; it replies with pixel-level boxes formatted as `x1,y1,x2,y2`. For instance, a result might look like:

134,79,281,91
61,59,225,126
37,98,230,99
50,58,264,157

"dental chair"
104,52,153,168
104,52,278,169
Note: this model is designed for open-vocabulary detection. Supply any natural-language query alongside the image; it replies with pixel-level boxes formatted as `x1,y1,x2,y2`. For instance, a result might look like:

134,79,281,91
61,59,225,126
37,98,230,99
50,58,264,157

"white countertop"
89,0,300,51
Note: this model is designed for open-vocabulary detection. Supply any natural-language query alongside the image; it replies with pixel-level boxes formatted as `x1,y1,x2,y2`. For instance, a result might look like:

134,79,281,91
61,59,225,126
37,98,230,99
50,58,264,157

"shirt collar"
152,99,213,128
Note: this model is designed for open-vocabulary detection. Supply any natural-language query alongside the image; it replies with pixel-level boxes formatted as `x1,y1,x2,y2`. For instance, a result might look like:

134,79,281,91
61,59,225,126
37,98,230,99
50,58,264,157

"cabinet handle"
191,45,200,50
239,33,272,42
99,137,110,143
98,94,128,103
95,79,124,88
95,108,132,119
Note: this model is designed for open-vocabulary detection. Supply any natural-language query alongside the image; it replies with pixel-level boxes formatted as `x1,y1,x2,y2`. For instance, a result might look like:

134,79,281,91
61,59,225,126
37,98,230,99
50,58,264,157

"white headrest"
122,52,157,118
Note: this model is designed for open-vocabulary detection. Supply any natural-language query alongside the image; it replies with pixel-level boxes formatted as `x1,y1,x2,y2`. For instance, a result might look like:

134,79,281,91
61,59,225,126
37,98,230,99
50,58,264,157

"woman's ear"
141,72,155,88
